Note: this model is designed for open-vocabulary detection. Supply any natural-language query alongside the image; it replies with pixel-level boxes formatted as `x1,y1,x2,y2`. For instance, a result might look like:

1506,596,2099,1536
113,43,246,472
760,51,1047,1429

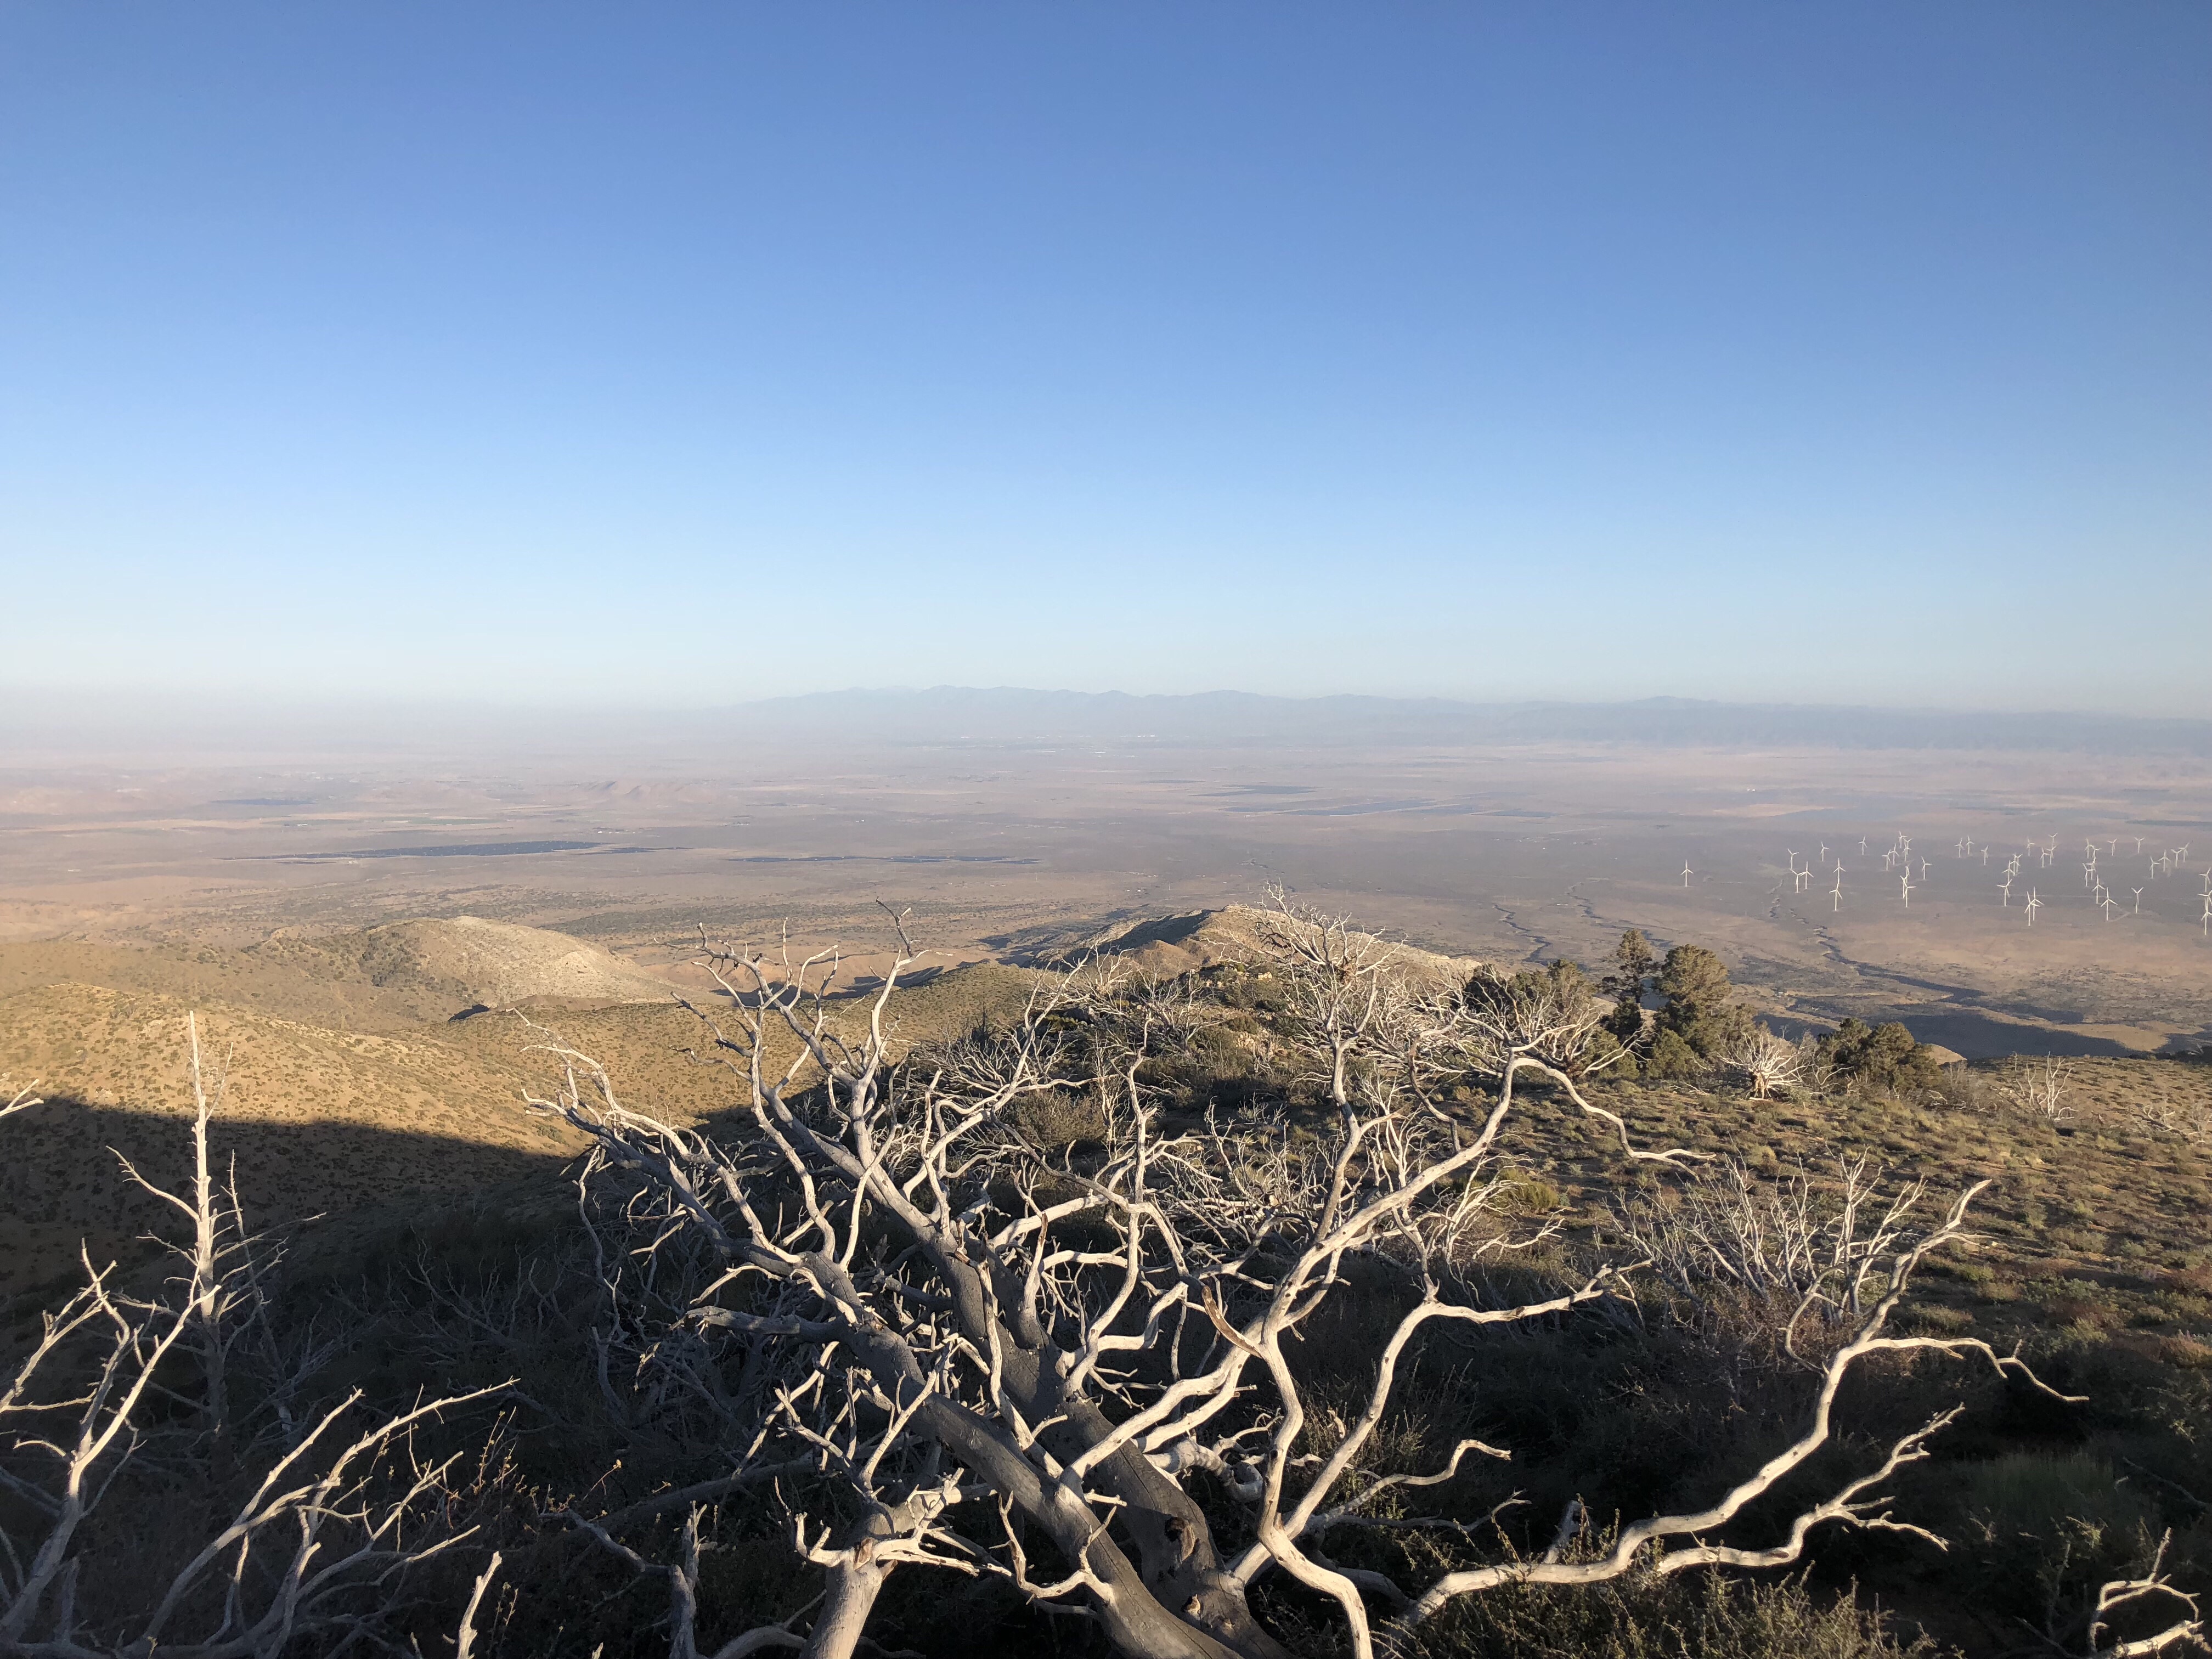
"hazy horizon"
7,682,2211,764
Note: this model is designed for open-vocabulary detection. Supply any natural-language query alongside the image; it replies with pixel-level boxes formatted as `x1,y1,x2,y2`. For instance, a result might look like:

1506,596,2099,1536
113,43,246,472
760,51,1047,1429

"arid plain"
7,704,2212,1655
6,716,2211,1057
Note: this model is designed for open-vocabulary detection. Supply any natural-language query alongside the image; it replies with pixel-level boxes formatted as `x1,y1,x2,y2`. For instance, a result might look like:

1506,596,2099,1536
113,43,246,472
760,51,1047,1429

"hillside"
0,957,1048,1302
0,981,590,1301
1047,903,1481,985
3,913,2210,1656
253,915,678,1014
444,958,1052,1122
0,936,456,1032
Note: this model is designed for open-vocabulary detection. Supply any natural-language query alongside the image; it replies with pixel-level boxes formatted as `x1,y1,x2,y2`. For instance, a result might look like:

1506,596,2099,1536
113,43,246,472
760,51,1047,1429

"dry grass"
0,956,1049,1301
4,916,2210,1656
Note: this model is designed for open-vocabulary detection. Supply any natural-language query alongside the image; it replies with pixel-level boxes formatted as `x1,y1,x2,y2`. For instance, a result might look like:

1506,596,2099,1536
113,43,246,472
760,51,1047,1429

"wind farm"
10,695,2211,1063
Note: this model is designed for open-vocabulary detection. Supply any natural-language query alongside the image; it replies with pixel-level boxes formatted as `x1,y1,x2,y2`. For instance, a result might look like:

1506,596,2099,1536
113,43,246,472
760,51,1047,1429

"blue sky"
2,4,2205,711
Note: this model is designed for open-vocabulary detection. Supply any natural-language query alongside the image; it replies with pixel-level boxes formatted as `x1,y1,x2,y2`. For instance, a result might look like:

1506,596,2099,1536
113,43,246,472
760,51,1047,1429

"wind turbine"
2132,887,2144,915
1818,840,1831,866
1681,859,1693,888
1900,872,1913,908
2025,890,2042,927
1999,876,2013,907
1832,868,1844,911
2100,894,2118,921
2202,892,2211,938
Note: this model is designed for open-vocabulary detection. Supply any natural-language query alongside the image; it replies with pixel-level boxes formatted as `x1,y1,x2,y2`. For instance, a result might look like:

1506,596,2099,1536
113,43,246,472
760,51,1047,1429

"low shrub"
1399,1569,1934,1658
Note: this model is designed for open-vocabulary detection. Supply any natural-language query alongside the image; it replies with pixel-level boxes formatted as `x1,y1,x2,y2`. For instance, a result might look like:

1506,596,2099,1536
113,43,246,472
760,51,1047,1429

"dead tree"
0,1016,508,1657
1727,1029,1804,1100
531,901,2090,1659
2078,1533,2204,1658
1997,1054,2075,1125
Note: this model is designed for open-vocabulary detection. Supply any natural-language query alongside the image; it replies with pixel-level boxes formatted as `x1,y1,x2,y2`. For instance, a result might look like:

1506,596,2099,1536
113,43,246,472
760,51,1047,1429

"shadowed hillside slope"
0,981,589,1297
0,960,1052,1300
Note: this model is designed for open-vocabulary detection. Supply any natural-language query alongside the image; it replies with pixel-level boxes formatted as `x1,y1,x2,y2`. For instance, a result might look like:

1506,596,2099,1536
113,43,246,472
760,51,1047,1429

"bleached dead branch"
1999,1054,2076,1125
2080,1531,2205,1656
1728,1028,1803,1099
0,1017,510,1657
517,900,2056,1659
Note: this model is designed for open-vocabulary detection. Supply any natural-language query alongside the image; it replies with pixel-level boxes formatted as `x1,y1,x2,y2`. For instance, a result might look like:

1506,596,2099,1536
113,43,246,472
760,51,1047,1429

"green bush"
1645,1027,1708,1081
1814,1020,1943,1098
1653,945,1753,1067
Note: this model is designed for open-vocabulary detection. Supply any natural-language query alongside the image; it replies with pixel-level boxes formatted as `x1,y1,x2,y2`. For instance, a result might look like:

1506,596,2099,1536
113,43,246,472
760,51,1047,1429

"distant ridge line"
6,687,2207,759
741,688,2212,758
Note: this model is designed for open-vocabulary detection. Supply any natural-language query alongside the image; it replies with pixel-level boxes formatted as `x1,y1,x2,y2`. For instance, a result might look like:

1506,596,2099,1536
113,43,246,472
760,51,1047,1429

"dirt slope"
1064,904,1481,986
0,937,455,1031
0,960,1046,1303
0,981,589,1300
257,916,677,1013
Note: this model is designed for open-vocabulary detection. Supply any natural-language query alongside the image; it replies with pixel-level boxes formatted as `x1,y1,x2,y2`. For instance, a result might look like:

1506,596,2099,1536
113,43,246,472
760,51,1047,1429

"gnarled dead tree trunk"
531,900,2102,1659
0,1015,509,1658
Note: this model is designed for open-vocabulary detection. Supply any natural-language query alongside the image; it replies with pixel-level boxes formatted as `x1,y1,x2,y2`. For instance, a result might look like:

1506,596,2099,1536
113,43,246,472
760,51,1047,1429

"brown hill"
0,936,453,1032
0,981,590,1301
1061,904,1481,986
443,960,1050,1119
255,916,676,1014
0,960,1047,1304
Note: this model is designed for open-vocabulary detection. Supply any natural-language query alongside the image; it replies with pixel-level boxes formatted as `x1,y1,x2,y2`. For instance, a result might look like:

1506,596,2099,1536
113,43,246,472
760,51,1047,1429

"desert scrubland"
2,701,2209,1657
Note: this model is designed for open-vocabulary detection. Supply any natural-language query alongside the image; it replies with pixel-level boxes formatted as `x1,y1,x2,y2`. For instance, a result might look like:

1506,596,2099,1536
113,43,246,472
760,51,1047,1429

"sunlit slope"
441,960,1053,1122
1060,903,1480,983
253,915,678,1013
0,937,454,1032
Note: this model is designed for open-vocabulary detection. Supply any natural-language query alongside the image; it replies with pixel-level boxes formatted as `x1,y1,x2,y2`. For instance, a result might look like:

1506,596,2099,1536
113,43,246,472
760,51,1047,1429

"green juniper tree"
1463,958,1627,1078
1646,944,1752,1080
1815,1017,1944,1097
1600,929,1657,1061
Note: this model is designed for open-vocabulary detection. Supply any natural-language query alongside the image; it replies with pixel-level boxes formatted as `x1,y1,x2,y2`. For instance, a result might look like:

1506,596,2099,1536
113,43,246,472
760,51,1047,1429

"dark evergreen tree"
1647,944,1752,1077
1463,958,1627,1079
1815,1018,1943,1097
1601,929,1657,1054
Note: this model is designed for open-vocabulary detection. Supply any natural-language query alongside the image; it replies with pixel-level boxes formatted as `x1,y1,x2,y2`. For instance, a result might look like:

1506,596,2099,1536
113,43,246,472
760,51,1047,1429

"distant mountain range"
6,686,2208,758
741,687,2212,756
